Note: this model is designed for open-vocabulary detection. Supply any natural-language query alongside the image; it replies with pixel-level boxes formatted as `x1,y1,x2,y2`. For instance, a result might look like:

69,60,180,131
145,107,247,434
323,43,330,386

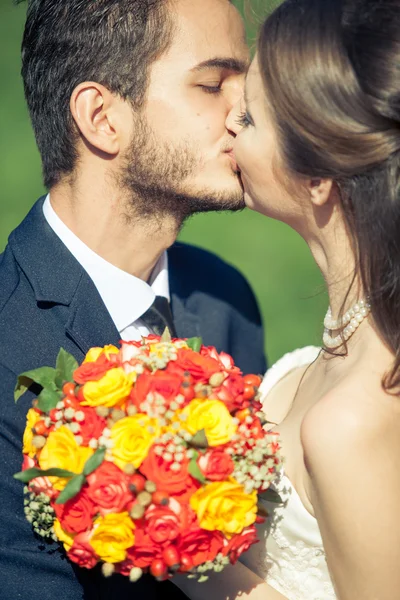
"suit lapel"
65,273,121,354
10,197,120,355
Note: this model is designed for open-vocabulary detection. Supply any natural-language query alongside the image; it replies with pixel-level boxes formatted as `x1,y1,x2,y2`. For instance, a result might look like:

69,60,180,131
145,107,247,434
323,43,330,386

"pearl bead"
323,298,371,349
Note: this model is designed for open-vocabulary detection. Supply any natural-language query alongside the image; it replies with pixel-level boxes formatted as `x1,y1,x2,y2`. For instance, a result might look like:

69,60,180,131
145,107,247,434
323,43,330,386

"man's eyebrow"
190,58,249,74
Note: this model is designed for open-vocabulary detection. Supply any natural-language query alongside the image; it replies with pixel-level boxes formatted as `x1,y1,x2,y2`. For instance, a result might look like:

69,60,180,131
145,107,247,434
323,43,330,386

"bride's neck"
306,215,362,319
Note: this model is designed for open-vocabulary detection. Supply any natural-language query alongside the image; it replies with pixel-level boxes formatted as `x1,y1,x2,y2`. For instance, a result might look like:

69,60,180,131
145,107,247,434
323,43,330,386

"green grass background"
0,1,327,364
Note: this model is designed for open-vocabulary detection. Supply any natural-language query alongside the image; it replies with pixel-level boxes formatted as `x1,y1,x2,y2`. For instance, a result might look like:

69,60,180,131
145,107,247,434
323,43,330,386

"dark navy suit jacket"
0,198,267,600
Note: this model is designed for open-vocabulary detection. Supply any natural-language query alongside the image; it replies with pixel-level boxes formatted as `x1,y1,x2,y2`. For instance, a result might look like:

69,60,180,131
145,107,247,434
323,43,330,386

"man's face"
121,0,249,221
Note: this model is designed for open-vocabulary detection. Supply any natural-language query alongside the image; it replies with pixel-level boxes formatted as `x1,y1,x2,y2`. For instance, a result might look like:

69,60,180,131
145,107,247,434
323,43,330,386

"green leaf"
56,473,86,505
14,467,76,483
83,447,106,477
190,429,209,449
188,453,207,485
161,328,172,343
55,348,79,388
259,487,283,504
14,366,56,402
37,387,63,412
186,337,202,353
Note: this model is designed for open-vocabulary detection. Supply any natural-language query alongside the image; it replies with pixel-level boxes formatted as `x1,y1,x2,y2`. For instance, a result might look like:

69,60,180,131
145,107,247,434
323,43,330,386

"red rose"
22,455,57,498
130,370,182,410
223,526,258,564
123,528,161,570
215,373,246,412
197,449,235,481
177,527,225,567
67,531,98,569
175,348,221,382
77,406,107,446
86,462,132,515
52,487,95,534
139,446,200,503
74,354,116,385
145,505,182,544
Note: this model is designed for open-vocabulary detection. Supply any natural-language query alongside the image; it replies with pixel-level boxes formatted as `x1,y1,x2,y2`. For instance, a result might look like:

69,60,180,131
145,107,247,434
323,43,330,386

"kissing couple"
0,1,399,599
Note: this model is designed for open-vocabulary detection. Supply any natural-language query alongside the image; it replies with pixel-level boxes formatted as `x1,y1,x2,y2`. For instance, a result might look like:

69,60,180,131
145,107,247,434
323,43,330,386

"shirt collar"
42,194,170,332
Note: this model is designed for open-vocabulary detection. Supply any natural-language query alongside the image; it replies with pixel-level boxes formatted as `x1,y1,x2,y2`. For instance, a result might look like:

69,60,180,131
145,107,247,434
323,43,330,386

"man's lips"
225,150,240,172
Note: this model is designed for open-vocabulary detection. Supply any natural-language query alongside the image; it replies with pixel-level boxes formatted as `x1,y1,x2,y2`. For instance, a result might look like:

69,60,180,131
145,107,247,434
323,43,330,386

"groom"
0,1,266,599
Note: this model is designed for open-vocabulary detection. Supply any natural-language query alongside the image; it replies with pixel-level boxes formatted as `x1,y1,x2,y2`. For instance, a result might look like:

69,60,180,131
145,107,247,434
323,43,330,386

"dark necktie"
140,295,177,338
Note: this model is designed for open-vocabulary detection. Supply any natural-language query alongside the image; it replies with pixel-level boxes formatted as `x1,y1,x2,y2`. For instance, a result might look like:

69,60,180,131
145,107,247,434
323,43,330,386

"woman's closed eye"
236,110,253,127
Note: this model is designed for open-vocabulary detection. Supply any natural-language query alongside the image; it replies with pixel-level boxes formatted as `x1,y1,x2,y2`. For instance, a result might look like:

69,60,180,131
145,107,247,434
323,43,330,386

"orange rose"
197,449,235,482
67,531,98,569
130,370,182,410
177,526,225,567
223,526,258,564
175,348,222,382
86,462,132,515
139,445,200,503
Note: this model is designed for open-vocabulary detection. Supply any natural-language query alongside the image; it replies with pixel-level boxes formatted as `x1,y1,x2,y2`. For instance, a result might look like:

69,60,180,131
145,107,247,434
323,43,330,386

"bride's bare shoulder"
300,369,400,470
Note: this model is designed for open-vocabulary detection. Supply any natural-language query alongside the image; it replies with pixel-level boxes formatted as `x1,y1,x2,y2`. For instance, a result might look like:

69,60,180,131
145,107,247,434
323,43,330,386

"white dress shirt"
43,195,170,342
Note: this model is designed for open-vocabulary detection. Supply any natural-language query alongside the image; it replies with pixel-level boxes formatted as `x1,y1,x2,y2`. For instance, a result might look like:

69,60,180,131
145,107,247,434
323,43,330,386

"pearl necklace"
323,299,371,349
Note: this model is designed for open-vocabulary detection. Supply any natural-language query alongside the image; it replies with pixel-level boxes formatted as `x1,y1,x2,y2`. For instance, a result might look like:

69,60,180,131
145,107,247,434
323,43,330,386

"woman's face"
228,57,307,227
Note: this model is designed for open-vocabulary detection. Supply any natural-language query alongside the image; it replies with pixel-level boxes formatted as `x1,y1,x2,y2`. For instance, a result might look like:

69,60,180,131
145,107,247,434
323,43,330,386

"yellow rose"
39,426,93,490
90,512,135,563
190,478,258,538
23,408,41,458
81,368,135,408
84,345,119,363
110,414,161,470
53,519,75,551
181,399,237,446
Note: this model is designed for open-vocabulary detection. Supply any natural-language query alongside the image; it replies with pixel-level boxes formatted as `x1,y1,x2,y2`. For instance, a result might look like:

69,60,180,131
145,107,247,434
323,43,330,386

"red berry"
63,395,80,410
150,558,167,578
62,382,76,396
162,546,180,568
49,408,60,422
243,384,256,401
243,374,262,388
130,474,146,494
152,490,169,506
33,420,48,436
179,553,193,572
180,384,195,403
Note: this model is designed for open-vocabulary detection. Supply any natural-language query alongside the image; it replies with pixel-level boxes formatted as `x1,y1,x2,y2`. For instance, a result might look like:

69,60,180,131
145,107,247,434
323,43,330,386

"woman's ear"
70,82,120,156
307,178,334,207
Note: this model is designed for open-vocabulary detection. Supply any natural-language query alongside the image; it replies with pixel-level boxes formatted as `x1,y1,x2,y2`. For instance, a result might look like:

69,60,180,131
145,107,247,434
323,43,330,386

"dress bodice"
239,347,337,600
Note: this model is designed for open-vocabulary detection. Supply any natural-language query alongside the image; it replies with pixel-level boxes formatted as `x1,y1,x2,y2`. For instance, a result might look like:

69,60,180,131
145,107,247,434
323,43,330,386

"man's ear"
307,178,334,207
70,82,120,156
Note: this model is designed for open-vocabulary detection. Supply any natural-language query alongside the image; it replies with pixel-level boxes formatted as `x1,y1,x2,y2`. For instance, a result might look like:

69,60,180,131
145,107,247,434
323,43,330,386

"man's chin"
183,176,245,214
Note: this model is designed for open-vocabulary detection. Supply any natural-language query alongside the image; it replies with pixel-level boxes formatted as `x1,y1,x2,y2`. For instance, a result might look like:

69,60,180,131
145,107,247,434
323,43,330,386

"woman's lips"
226,150,240,172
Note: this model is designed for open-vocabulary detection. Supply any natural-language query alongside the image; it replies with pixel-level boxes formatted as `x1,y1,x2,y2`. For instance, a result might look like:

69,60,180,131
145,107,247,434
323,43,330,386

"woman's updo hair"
258,0,400,392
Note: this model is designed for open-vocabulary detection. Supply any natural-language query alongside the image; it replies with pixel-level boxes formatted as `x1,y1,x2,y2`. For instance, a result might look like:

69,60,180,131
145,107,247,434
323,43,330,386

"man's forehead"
169,0,249,65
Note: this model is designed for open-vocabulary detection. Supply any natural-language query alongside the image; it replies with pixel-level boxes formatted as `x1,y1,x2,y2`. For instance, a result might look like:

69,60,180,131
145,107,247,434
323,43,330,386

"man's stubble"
117,115,245,228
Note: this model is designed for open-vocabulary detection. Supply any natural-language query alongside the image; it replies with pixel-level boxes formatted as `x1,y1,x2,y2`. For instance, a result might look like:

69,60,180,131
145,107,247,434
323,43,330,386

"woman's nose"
226,98,243,136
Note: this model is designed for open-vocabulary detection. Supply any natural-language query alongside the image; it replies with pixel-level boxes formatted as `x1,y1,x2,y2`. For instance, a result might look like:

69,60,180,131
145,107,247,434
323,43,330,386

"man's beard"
117,116,245,226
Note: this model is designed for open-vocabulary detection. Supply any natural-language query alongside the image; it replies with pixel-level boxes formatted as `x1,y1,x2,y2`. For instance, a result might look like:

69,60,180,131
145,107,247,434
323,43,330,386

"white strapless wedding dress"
239,347,337,600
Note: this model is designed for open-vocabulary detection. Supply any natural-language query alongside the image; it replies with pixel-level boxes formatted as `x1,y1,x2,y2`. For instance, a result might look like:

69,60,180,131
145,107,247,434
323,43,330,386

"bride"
175,0,400,598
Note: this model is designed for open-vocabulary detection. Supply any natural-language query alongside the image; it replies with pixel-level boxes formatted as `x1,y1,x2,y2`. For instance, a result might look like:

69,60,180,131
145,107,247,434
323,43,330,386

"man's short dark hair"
18,0,173,188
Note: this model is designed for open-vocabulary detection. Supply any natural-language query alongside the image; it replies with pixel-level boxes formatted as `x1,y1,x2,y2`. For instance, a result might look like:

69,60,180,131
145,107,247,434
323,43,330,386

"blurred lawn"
0,1,327,364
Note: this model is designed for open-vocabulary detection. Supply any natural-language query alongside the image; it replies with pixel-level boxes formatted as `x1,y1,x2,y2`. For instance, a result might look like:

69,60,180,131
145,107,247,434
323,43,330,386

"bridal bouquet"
14,334,281,583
